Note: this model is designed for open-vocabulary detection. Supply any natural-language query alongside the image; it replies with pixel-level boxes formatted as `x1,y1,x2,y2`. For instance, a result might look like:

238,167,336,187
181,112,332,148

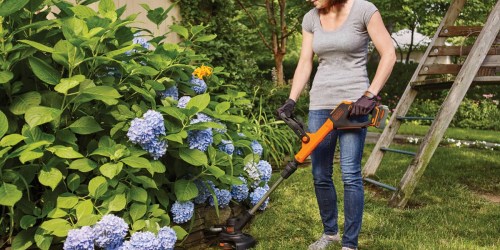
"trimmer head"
218,232,256,250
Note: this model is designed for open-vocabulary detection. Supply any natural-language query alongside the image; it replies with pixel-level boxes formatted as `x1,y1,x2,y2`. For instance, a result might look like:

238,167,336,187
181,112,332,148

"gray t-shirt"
302,0,378,110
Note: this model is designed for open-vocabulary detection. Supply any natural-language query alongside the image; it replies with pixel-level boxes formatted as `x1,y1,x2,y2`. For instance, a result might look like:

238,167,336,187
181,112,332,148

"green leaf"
47,208,68,219
40,219,72,237
0,111,8,139
47,146,84,159
67,116,103,134
76,214,100,227
88,176,108,198
99,162,123,179
130,186,148,203
69,158,97,172
0,71,14,84
35,228,53,250
194,34,217,42
19,150,44,163
132,220,146,231
75,200,94,221
104,44,136,58
98,0,115,15
71,5,96,18
20,215,37,230
0,183,23,206
0,134,26,147
121,156,152,169
38,166,63,191
150,161,166,174
174,179,198,201
130,85,156,106
130,203,147,221
11,228,34,250
108,194,126,212
132,175,158,189
186,93,210,112
179,148,208,166
54,75,85,94
9,91,42,115
67,173,80,192
207,165,225,178
28,57,61,86
25,106,62,128
0,0,29,16
170,24,189,39
215,102,231,114
56,193,79,209
79,86,121,105
19,40,55,53
172,225,188,240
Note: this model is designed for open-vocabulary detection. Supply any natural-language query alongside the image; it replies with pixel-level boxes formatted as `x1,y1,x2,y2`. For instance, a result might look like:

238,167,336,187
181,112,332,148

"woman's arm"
366,11,396,96
289,30,315,102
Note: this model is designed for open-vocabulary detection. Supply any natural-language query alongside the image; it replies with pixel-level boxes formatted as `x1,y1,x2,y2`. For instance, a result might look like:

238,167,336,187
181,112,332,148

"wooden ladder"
362,0,500,208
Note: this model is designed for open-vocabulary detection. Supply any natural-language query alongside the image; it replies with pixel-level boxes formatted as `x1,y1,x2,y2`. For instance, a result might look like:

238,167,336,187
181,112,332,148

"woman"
277,0,395,249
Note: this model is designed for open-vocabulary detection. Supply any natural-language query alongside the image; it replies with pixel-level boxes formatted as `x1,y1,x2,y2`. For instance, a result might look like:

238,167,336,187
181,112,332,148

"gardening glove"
276,98,296,119
350,92,379,116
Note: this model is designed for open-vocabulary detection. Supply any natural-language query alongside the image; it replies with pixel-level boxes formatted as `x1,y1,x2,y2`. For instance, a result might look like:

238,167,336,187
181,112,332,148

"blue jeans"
308,109,367,249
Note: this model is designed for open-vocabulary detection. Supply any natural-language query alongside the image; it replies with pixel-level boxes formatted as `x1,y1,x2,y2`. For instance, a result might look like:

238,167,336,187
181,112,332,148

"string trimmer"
210,101,389,250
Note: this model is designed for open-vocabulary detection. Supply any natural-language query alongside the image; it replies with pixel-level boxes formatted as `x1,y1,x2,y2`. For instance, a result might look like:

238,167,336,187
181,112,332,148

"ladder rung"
439,26,483,37
364,178,397,191
380,147,416,156
397,116,434,121
410,75,500,89
429,45,500,56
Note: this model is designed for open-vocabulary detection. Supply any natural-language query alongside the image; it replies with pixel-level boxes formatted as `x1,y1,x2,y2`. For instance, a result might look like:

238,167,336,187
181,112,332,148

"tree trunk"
274,52,285,85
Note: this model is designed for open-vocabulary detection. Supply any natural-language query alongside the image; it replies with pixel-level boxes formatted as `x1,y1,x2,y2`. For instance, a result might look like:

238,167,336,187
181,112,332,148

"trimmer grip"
370,105,389,129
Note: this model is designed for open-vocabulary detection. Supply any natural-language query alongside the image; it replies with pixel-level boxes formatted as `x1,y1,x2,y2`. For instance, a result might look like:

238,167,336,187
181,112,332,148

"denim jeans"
308,109,367,249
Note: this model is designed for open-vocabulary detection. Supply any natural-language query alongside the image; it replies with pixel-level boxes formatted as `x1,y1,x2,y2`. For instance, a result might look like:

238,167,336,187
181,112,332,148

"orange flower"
193,65,213,79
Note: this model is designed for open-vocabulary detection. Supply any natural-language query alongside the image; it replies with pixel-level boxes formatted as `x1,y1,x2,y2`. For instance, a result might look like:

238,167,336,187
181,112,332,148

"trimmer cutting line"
210,101,389,250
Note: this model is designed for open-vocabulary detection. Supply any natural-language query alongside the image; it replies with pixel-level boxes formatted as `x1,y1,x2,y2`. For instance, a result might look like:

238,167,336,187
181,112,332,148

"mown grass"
244,144,500,250
368,123,500,143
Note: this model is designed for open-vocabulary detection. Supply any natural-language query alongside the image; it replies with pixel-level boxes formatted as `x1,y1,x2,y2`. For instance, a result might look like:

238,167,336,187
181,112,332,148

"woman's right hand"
276,99,296,119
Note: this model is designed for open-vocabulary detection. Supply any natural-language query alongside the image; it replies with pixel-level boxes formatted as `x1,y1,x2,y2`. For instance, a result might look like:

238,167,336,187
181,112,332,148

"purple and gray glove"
276,98,296,118
350,92,379,116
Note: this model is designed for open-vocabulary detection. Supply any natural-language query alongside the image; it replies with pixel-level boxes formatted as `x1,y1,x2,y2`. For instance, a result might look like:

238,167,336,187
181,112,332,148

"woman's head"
310,0,349,12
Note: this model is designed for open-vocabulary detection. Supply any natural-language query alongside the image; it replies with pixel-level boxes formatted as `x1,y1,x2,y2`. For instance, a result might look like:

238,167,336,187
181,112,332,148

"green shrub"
0,0,271,248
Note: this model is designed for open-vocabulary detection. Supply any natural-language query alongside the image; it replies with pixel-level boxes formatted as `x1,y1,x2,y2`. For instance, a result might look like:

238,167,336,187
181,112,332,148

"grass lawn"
244,144,500,250
368,123,500,143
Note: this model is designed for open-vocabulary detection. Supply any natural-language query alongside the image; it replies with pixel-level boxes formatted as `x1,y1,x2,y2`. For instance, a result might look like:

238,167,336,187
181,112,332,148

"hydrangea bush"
0,0,273,249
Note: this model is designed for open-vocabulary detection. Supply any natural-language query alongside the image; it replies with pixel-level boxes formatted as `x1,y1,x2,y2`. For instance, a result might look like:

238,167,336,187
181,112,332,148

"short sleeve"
302,9,315,33
362,1,378,27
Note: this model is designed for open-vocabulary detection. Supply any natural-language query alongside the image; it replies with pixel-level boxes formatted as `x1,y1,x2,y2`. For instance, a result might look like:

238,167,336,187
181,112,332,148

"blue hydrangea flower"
125,37,150,55
251,140,263,156
171,201,194,224
93,214,128,250
127,110,168,160
209,188,231,208
126,231,159,250
63,226,95,250
187,129,213,152
157,226,177,250
160,86,179,101
214,122,227,134
250,184,270,211
218,139,234,155
191,113,213,124
257,160,272,182
190,76,207,94
231,177,249,202
194,180,215,204
244,161,260,181
177,96,191,108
